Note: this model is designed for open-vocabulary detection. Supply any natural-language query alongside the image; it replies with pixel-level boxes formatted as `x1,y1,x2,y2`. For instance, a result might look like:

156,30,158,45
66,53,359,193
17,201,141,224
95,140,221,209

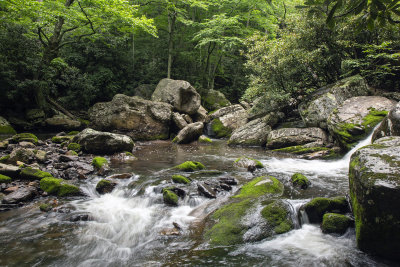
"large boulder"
207,105,247,138
247,94,284,121
327,96,396,151
173,122,204,144
45,114,81,130
349,136,400,260
373,101,400,142
89,94,172,140
202,89,231,111
151,78,201,115
266,127,329,149
0,116,16,135
228,116,272,146
72,128,134,154
299,75,371,129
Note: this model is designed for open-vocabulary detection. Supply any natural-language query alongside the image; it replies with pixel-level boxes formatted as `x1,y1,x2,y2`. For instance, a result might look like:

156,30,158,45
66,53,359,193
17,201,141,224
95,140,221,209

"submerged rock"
349,136,400,260
72,128,134,154
198,183,216,198
96,179,116,194
291,173,310,189
151,78,201,115
163,189,179,206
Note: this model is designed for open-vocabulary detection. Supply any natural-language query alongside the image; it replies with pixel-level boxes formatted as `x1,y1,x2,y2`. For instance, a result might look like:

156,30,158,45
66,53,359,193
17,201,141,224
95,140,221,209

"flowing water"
0,133,393,266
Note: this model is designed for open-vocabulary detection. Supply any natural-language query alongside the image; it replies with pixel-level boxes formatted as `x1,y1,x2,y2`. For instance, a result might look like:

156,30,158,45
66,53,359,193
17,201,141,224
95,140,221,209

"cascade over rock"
327,96,395,151
89,94,172,140
151,78,201,115
299,75,370,129
349,136,400,260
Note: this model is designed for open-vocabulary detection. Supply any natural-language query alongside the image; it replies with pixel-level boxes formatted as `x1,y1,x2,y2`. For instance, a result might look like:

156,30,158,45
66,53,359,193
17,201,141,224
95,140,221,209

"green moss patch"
12,133,38,144
40,177,80,196
0,174,12,183
291,173,310,189
273,146,328,155
92,157,108,169
39,203,52,212
199,136,213,143
174,161,205,172
234,157,264,168
163,189,178,205
0,154,10,163
20,167,53,180
172,175,190,184
321,213,352,235
211,118,232,138
233,176,283,199
0,125,16,135
261,201,293,234
303,196,349,223
67,131,79,136
361,108,388,131
67,143,81,152
51,136,73,144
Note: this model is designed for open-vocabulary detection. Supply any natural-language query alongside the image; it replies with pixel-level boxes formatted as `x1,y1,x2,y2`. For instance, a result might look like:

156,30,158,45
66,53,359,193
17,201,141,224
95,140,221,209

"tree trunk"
167,11,176,79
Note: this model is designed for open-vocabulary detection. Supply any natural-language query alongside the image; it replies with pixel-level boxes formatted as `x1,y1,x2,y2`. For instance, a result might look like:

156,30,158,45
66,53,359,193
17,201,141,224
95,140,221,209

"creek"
0,132,391,266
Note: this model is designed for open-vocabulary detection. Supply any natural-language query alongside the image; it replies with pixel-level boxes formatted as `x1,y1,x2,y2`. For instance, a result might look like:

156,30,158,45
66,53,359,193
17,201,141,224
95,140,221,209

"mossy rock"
67,131,80,136
261,201,293,234
211,118,232,138
234,156,264,169
172,175,190,184
0,174,12,183
273,146,329,155
163,189,178,206
92,157,108,169
321,213,352,235
125,151,133,156
51,136,73,144
303,196,349,223
205,199,253,246
40,177,80,196
39,203,52,212
12,133,38,144
0,125,16,135
0,154,10,163
174,161,205,172
68,150,78,156
67,143,81,152
198,136,212,143
95,179,116,194
20,167,53,180
291,173,310,189
234,176,284,199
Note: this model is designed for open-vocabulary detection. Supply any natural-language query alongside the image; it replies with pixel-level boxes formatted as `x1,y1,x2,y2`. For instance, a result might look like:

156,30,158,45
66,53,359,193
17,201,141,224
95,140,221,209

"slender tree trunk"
132,33,135,72
167,11,176,79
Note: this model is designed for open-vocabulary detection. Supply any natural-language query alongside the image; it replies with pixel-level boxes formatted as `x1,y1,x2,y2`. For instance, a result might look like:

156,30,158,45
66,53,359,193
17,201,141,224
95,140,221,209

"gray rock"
349,136,400,260
172,112,188,130
173,122,204,144
133,84,155,100
2,186,37,204
89,94,172,140
266,127,328,149
193,105,208,123
72,128,134,154
0,163,20,177
228,116,272,146
373,101,400,141
208,105,247,138
202,89,231,111
327,96,396,150
151,78,201,115
299,75,371,129
9,148,35,164
45,114,81,130
198,183,216,198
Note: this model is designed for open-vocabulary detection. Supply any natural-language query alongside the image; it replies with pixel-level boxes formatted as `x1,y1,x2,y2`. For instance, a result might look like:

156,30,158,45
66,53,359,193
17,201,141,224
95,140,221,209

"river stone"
202,89,231,111
0,163,20,178
299,75,370,129
373,101,400,142
198,183,216,198
266,127,329,149
327,96,396,151
45,114,81,130
0,116,16,135
151,78,201,115
349,136,400,260
208,105,247,138
89,94,172,140
72,128,134,154
228,116,272,146
2,186,37,204
173,122,204,144
9,148,35,164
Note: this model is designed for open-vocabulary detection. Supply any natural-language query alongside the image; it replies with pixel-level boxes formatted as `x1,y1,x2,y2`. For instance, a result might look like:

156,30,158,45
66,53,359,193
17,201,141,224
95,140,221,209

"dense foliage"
0,0,399,116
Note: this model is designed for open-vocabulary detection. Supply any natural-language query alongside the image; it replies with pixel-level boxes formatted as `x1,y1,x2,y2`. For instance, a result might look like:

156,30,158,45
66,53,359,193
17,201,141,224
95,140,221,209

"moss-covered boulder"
12,133,38,144
174,161,205,172
92,157,108,169
302,196,349,223
321,213,352,235
261,200,293,234
51,135,73,144
208,105,247,139
20,167,53,180
0,174,12,183
40,177,80,197
67,143,81,152
349,136,400,260
163,189,179,206
9,148,35,164
233,176,284,199
39,203,52,212
233,157,264,170
172,175,190,184
327,96,395,151
291,173,310,189
95,179,116,194
68,131,80,136
0,116,16,135
202,89,231,111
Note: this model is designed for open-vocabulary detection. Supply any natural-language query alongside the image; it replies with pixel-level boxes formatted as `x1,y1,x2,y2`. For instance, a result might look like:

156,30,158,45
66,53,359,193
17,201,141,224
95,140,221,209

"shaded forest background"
0,0,399,116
